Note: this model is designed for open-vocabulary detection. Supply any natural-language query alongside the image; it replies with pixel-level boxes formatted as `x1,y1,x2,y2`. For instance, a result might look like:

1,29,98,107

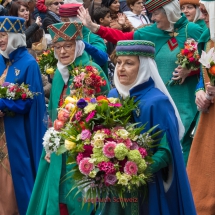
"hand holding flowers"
167,38,200,86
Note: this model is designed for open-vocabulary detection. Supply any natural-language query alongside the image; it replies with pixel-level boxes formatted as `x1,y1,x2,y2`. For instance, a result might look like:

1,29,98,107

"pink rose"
54,119,65,131
81,129,92,140
58,109,70,122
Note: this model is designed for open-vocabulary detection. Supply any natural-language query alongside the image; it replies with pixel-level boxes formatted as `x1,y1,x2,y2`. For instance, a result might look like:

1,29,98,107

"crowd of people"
0,0,214,214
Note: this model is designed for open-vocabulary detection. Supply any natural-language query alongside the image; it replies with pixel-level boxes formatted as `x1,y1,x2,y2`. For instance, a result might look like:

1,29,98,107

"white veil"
114,56,185,140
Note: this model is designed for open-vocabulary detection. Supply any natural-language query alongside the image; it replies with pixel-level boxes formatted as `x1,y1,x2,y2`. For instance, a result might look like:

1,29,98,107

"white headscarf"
193,6,202,23
0,32,26,59
162,0,182,32
200,0,215,42
114,56,185,140
54,40,85,84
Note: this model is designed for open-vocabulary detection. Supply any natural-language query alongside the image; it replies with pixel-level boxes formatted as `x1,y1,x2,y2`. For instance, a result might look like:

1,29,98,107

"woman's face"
116,55,140,86
151,8,170,30
48,0,63,15
18,5,30,22
199,3,209,27
0,32,8,51
54,40,76,65
181,4,196,22
130,0,144,15
109,0,120,13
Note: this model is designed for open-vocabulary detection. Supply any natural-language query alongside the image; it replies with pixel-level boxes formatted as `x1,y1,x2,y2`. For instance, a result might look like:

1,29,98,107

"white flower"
199,47,215,68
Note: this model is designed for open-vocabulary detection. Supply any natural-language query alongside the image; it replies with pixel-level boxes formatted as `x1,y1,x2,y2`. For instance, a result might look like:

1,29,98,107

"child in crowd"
93,6,116,87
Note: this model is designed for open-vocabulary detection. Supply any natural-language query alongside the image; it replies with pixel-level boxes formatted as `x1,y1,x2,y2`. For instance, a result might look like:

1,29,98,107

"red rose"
86,66,93,71
21,93,27,100
183,49,189,55
189,57,195,62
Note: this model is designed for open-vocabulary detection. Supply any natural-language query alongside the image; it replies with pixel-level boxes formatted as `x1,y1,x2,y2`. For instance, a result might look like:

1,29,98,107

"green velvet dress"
26,51,110,215
134,15,203,165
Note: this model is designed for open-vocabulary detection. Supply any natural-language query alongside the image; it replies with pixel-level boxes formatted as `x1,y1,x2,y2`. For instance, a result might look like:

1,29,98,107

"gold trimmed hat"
48,22,83,43
0,16,25,33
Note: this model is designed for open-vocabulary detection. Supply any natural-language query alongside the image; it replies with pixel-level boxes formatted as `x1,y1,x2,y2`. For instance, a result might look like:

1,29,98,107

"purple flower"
90,98,97,103
2,82,10,87
81,129,92,140
104,174,117,186
77,99,88,109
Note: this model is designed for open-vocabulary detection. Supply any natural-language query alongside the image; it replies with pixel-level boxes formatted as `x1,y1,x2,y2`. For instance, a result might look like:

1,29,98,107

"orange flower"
209,65,215,75
96,95,109,103
187,52,193,58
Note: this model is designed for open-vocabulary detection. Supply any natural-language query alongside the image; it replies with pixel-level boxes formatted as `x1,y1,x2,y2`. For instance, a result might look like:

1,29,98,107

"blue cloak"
0,47,46,215
106,78,196,215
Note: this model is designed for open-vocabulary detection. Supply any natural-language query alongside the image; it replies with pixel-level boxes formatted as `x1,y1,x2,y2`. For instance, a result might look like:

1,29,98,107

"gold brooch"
169,32,179,37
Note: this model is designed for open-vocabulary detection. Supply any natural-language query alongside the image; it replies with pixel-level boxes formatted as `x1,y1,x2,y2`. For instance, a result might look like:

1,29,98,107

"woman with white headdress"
78,0,203,165
180,0,207,31
187,0,215,214
99,40,196,215
0,16,46,215
26,21,110,215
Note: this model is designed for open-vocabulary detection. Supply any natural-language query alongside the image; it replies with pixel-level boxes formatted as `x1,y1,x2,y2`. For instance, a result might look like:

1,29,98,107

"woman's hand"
206,83,215,103
0,111,4,117
195,90,211,110
117,13,126,25
77,6,99,33
45,153,50,163
36,16,42,27
172,65,190,84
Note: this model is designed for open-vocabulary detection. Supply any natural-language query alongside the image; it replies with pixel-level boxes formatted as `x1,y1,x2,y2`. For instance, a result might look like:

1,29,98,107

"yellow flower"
65,139,76,150
46,67,55,74
108,97,119,104
84,103,97,114
118,175,129,186
64,96,77,105
43,52,48,56
92,139,104,148
89,171,96,178
117,129,129,139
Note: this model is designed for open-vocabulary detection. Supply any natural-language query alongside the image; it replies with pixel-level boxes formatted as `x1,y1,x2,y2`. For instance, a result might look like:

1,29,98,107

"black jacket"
42,11,60,33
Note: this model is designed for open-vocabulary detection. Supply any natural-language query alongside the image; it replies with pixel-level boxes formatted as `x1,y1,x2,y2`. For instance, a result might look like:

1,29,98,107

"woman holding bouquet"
26,22,110,215
0,16,46,215
101,40,196,215
187,0,215,214
78,0,203,165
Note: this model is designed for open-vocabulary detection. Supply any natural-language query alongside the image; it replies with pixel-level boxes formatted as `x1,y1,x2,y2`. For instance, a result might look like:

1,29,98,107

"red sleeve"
97,25,134,45
36,0,47,12
188,68,200,76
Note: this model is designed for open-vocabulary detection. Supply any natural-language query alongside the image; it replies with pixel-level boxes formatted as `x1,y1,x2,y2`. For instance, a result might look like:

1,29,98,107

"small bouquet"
43,96,160,209
167,38,200,86
0,82,36,116
0,82,34,100
198,47,215,107
37,48,57,75
70,65,107,97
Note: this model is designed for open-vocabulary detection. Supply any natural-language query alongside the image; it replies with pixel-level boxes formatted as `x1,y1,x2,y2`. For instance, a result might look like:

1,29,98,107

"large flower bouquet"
167,38,200,86
37,48,57,75
43,95,160,208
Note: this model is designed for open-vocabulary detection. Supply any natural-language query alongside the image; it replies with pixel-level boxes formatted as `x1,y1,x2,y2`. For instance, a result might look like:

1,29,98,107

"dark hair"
9,1,31,28
93,6,110,24
126,0,139,10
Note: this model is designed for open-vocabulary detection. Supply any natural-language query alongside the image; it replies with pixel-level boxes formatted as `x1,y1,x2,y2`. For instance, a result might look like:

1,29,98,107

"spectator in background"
33,0,47,21
9,1,43,48
101,0,133,32
0,0,12,15
42,0,63,33
119,0,130,11
93,6,115,55
124,0,150,28
180,0,207,31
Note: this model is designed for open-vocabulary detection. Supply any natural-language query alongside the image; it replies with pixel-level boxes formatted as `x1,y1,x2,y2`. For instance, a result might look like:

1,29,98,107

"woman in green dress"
26,22,110,215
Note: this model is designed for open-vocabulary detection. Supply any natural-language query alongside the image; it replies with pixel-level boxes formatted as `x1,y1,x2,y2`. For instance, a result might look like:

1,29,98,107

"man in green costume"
77,0,203,165
26,22,110,215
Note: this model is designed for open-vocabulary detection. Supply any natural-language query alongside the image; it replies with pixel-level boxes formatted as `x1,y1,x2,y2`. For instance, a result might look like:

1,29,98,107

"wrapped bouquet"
43,96,160,208
167,38,200,86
